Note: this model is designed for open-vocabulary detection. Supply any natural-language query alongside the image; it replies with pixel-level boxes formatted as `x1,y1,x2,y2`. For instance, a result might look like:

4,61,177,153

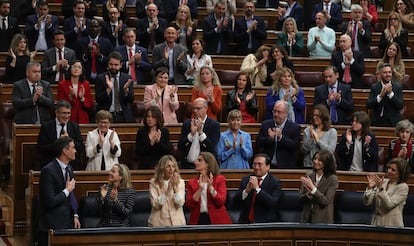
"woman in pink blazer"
57,60,93,123
144,67,180,123
186,152,232,225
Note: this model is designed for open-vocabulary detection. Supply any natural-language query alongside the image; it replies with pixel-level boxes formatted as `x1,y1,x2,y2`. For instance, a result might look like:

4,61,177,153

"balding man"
256,100,301,169
178,97,220,169
136,3,168,52
307,11,335,58
331,34,365,88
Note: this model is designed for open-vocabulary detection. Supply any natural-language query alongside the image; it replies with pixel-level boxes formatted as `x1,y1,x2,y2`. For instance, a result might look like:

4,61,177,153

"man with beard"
95,51,134,123
234,0,266,55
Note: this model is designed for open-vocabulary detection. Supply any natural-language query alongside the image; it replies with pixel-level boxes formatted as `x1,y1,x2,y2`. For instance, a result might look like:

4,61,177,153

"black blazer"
135,0,165,19
12,79,54,124
234,173,282,223
135,127,170,169
342,19,372,58
38,160,77,232
366,82,403,127
256,119,301,168
178,117,220,168
337,132,379,172
202,14,233,55
379,28,409,58
314,82,354,125
24,14,59,51
234,16,267,55
37,120,85,170
0,16,20,52
63,17,91,50
226,89,258,117
95,72,135,123
101,22,127,47
331,50,365,88
41,47,77,83
136,17,168,51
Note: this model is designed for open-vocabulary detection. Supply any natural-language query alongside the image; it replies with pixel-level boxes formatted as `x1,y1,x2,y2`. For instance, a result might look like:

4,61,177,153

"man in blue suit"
311,0,342,31
234,153,282,223
63,0,90,50
256,100,301,168
24,1,58,51
234,0,267,55
37,136,80,246
114,28,152,85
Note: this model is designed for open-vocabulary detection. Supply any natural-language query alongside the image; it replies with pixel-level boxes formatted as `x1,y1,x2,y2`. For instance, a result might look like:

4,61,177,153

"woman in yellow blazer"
148,155,186,226
363,157,411,227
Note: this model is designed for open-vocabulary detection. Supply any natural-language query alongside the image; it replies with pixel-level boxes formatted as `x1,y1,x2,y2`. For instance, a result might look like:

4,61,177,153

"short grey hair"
395,119,414,136
351,4,363,12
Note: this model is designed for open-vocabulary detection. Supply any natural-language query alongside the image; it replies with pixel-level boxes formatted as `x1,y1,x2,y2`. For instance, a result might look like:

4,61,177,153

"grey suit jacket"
299,172,338,223
12,79,54,124
152,42,188,84
41,47,76,83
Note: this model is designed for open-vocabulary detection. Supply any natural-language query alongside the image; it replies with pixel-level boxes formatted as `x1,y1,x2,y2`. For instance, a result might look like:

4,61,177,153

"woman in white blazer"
86,110,122,171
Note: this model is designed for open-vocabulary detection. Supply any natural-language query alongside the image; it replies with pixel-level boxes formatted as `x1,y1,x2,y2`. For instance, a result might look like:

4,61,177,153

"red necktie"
248,177,262,223
91,40,97,74
58,49,64,81
343,64,351,84
129,48,137,82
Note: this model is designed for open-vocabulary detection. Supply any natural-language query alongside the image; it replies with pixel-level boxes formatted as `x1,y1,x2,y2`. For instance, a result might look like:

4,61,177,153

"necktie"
324,3,329,11
329,86,337,123
248,177,262,223
2,18,6,31
60,123,65,136
271,125,280,166
129,48,137,82
65,166,78,212
351,22,357,49
343,63,351,84
112,24,116,33
113,76,121,112
58,49,64,81
91,40,97,74
31,83,39,124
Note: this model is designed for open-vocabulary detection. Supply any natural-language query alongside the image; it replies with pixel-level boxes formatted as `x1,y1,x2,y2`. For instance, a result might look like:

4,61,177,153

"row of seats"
75,190,414,228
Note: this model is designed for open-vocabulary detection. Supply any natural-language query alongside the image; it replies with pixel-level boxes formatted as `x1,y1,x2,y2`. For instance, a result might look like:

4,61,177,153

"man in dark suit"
166,0,197,22
37,100,84,170
331,34,365,88
24,1,58,51
234,0,267,55
95,51,134,123
41,30,77,84
136,3,168,53
314,66,354,125
366,63,403,127
62,0,97,19
203,0,233,55
178,98,220,169
37,136,80,246
114,28,152,85
12,61,54,124
342,4,372,58
234,153,282,223
136,0,165,19
256,100,301,168
63,0,91,50
276,0,304,30
152,23,188,84
101,7,127,48
256,0,279,8
0,0,20,52
311,0,342,31
76,19,113,84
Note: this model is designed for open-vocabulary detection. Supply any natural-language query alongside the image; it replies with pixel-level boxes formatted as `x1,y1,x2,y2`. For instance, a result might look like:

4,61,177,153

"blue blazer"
278,2,304,30
256,119,301,168
24,14,59,51
63,17,90,49
136,17,168,50
234,16,267,55
312,2,343,31
202,14,233,55
264,88,306,124
114,44,152,84
234,173,282,223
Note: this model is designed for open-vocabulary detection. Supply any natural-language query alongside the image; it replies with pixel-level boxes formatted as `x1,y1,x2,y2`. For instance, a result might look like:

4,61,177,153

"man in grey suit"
152,23,188,85
12,61,54,124
41,30,76,83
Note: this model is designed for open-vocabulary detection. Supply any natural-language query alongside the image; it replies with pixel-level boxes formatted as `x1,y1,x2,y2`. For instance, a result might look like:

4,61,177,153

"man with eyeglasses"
256,100,301,168
178,97,220,169
101,7,127,48
37,100,84,169
314,65,354,125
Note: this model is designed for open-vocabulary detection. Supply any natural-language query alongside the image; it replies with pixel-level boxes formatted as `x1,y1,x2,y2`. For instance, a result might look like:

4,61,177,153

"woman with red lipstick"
148,155,186,226
363,158,411,227
97,163,135,227
387,119,414,173
186,152,232,225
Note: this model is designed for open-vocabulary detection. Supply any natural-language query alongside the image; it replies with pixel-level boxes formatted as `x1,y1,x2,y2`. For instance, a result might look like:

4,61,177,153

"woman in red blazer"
186,152,232,225
58,61,93,124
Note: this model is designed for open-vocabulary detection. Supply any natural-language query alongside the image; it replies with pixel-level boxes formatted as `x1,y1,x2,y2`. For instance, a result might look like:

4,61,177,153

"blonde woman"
6,34,37,83
379,12,409,58
173,5,196,49
240,45,271,87
191,66,222,120
148,155,186,227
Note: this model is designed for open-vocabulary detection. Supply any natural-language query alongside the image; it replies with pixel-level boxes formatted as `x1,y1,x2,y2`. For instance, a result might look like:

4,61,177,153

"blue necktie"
65,166,78,212
329,86,337,123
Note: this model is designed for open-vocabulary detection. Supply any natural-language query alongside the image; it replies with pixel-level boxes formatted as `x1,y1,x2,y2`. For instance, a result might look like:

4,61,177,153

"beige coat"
148,178,186,227
240,54,267,87
363,179,409,227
